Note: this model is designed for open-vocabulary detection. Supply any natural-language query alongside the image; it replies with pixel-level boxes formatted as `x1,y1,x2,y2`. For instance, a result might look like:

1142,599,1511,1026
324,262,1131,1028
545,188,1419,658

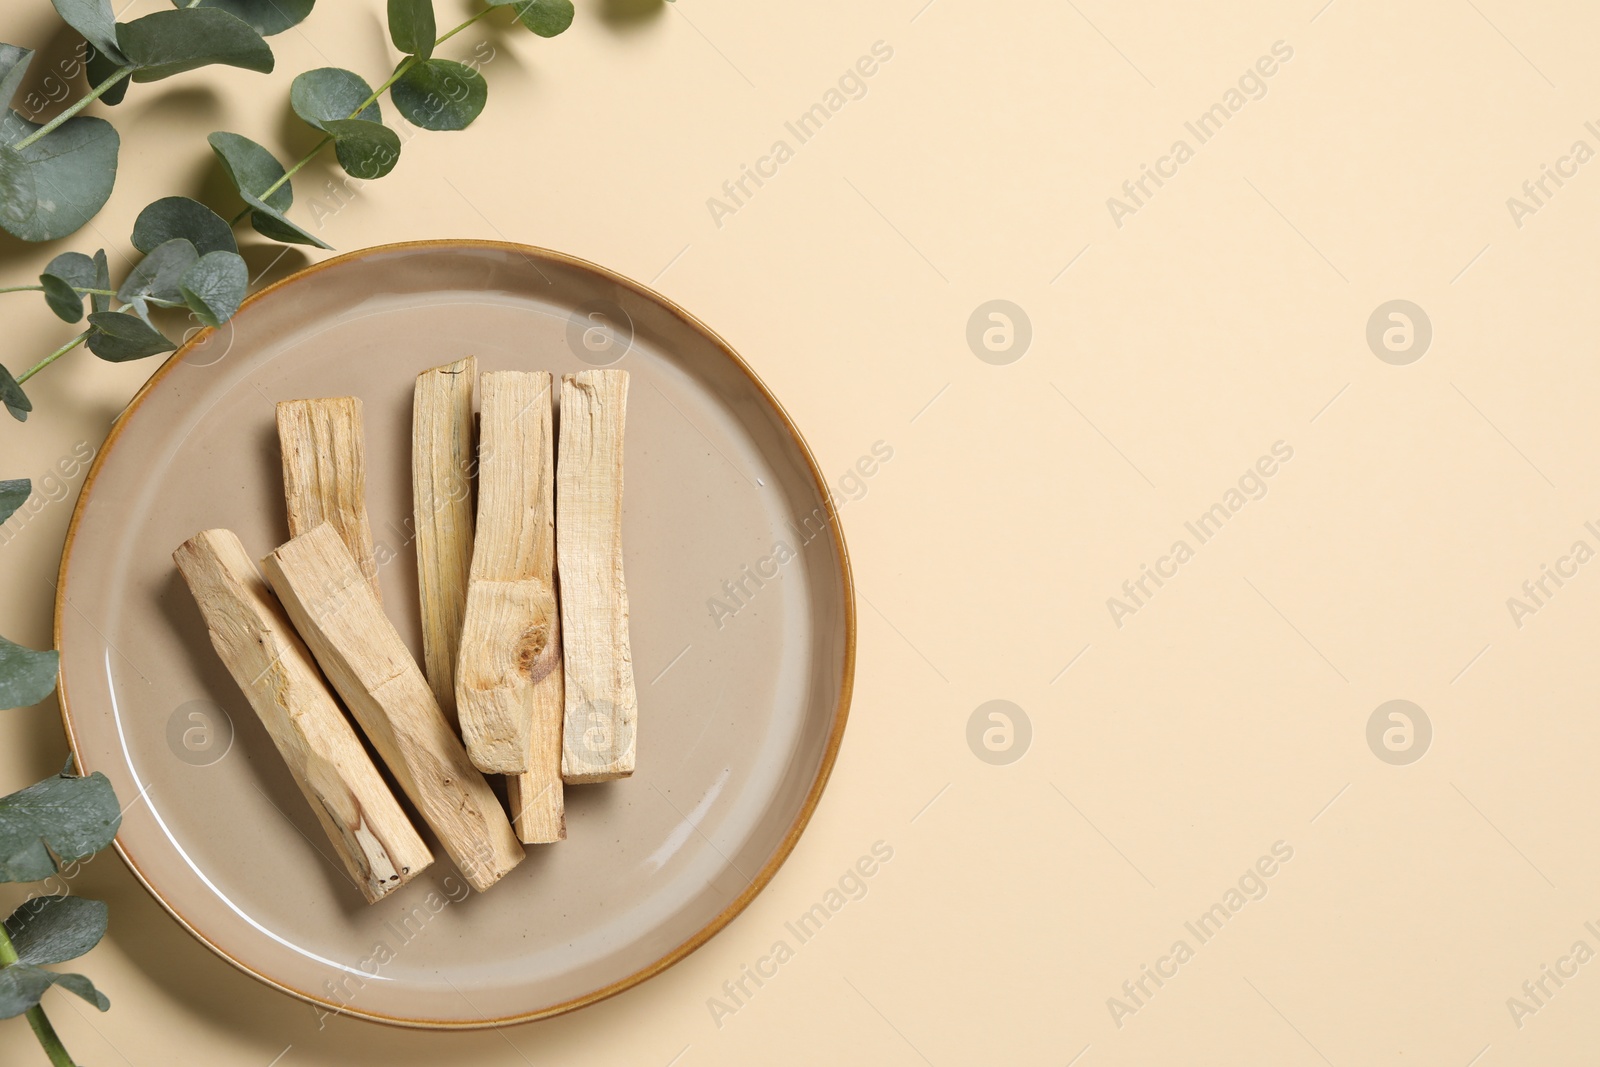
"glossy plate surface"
55,242,853,1028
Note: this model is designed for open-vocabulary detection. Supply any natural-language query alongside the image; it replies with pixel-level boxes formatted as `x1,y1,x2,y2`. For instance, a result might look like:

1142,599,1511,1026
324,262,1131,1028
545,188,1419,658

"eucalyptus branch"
13,65,136,151
239,5,496,218
0,925,74,1067
18,332,90,385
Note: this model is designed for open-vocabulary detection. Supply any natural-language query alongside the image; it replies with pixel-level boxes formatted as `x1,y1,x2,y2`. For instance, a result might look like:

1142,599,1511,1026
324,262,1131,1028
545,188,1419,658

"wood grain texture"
412,357,477,730
277,397,382,605
457,372,565,842
557,370,638,783
173,528,433,903
261,523,524,892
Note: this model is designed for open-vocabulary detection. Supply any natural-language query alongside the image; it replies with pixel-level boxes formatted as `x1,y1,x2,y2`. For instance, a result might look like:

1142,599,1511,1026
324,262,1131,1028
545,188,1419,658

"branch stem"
13,66,137,151
18,332,89,385
0,925,77,1067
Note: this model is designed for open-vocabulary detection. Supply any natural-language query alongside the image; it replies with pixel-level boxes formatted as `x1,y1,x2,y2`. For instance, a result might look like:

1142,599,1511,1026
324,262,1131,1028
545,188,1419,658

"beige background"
1,0,1596,1063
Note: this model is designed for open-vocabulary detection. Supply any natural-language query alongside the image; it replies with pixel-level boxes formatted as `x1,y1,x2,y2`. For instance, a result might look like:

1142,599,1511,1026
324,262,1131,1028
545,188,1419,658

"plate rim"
51,239,857,1030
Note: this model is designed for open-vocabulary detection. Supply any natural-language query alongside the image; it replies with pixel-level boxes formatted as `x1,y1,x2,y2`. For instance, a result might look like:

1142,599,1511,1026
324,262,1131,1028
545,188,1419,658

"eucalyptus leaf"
0,115,119,243
209,131,333,249
0,635,59,711
0,365,29,422
0,44,33,110
245,201,331,248
207,130,291,212
179,251,247,327
175,0,316,36
0,769,119,883
290,67,381,127
0,480,27,525
390,59,487,132
116,9,274,83
133,197,237,256
0,963,109,1019
116,238,199,311
90,250,111,314
509,0,575,38
50,0,124,64
40,251,97,323
85,311,176,362
291,68,400,178
40,276,82,323
84,44,130,107
388,0,435,59
6,896,108,966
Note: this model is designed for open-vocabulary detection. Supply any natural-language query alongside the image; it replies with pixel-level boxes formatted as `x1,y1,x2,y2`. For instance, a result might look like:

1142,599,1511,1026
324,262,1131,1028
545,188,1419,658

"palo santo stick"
412,357,478,729
557,370,638,783
261,523,524,892
456,372,564,841
174,529,433,903
277,397,382,605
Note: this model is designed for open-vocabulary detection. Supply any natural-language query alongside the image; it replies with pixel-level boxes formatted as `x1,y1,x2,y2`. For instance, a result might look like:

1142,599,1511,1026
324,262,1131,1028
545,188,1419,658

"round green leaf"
50,0,124,64
84,44,130,107
291,69,400,178
132,196,237,256
208,130,291,212
118,238,200,312
116,8,274,83
0,115,119,243
40,251,97,323
509,0,575,37
390,58,487,131
0,44,34,110
208,131,333,248
290,67,381,128
0,634,57,711
0,964,109,1019
6,896,108,966
175,0,316,36
86,311,177,362
90,249,111,314
0,365,29,422
179,251,247,327
0,480,28,525
388,0,436,59
0,769,119,883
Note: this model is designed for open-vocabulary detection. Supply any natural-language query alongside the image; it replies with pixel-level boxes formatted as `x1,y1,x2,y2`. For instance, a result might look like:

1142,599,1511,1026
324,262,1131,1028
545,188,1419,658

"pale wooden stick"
557,370,638,783
261,523,524,892
174,529,433,903
412,357,477,729
277,397,382,604
457,372,565,842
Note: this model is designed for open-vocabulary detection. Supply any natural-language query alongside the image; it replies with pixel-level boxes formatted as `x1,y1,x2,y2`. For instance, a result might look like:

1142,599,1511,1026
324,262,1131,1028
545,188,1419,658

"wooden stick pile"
174,365,637,900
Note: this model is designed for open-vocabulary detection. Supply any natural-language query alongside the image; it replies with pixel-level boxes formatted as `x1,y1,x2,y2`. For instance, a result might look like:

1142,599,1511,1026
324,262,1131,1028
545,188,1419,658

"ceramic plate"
54,241,853,1028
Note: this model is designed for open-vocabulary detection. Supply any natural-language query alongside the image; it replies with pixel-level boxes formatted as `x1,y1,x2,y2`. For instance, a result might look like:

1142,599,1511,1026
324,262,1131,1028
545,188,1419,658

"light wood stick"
456,373,565,842
261,523,524,892
557,370,638,783
412,357,477,729
277,397,382,604
174,529,433,903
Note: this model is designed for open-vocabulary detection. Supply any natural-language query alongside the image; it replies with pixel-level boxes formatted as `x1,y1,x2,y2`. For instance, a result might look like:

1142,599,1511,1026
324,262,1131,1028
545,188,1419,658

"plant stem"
0,285,42,294
17,332,89,385
234,5,497,221
0,926,77,1067
1,287,118,297
13,66,137,151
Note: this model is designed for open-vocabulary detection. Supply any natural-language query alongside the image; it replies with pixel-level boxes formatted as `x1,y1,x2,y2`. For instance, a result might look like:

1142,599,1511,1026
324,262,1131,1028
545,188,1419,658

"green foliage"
290,68,401,179
178,0,316,36
6,896,108,967
0,480,27,525
388,0,436,60
117,8,274,83
390,59,487,131
0,636,58,711
0,768,120,883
